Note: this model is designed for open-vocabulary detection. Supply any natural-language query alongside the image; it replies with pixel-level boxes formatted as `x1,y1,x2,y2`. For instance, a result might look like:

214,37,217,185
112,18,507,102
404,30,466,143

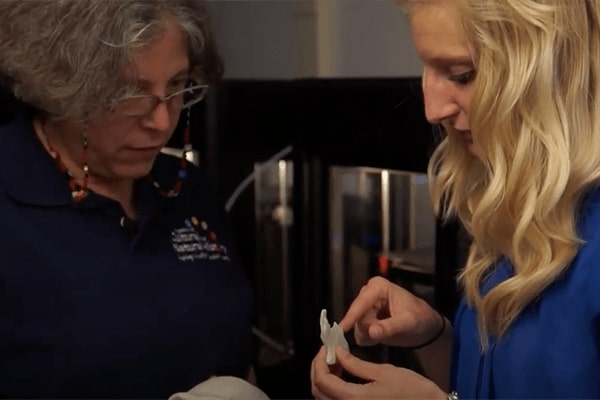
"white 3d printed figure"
319,309,349,365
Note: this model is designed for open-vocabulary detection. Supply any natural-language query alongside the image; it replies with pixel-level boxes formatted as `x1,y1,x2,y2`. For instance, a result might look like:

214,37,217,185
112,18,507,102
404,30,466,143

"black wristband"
405,311,446,350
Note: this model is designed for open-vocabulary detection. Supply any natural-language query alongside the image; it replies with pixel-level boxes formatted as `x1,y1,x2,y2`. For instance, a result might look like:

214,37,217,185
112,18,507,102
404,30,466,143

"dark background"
181,78,465,399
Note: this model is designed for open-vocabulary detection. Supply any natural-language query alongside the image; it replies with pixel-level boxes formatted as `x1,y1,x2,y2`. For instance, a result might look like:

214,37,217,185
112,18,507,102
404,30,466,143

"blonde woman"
311,0,600,398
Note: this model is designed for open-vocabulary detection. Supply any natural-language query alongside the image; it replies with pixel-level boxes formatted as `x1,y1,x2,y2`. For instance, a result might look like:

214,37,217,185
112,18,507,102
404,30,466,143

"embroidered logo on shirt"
171,216,230,263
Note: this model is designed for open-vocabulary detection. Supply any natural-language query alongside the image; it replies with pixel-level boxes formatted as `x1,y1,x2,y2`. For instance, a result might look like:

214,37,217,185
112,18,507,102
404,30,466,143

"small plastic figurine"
319,309,349,365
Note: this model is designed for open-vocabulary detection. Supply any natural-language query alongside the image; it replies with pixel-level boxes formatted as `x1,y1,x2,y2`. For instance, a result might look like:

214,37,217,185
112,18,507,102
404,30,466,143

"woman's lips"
124,146,163,156
128,145,163,151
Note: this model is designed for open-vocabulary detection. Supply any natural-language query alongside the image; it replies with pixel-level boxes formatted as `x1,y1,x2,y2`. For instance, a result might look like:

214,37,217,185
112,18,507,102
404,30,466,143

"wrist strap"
405,310,446,350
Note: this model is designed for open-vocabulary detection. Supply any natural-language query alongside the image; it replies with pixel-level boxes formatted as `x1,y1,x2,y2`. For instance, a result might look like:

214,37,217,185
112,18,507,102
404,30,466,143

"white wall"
208,0,422,79
208,1,305,79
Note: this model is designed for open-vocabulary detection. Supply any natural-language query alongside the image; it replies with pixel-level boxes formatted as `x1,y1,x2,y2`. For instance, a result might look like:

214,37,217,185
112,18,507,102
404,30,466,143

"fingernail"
371,325,382,339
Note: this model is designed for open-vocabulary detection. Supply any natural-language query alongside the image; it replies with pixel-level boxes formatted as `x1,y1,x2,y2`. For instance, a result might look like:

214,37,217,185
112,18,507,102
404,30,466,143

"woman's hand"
311,346,445,400
339,276,442,348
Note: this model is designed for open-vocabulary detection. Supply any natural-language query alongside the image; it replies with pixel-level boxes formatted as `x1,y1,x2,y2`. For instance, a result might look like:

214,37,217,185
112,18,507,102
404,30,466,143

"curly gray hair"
0,0,223,120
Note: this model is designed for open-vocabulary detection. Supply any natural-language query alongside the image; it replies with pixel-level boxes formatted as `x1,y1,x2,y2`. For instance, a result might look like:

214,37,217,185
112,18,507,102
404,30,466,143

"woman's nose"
422,72,460,124
144,101,172,132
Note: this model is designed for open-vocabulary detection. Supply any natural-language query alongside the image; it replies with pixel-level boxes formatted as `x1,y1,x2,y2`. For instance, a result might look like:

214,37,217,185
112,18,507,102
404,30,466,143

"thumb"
370,316,410,342
368,323,384,341
335,347,381,382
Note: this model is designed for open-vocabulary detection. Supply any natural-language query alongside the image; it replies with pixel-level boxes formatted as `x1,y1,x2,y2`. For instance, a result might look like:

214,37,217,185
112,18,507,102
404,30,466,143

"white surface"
168,376,270,400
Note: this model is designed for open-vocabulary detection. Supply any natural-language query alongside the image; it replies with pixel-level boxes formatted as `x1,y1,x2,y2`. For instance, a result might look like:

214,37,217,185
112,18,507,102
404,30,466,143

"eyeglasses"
112,83,209,117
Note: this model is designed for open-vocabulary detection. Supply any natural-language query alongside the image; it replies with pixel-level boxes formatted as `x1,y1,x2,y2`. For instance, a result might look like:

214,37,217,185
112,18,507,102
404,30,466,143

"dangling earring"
72,128,90,202
148,108,190,198
47,125,89,203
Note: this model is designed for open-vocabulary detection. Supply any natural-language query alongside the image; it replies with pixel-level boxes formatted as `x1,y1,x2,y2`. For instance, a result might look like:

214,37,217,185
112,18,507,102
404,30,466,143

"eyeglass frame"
109,82,210,117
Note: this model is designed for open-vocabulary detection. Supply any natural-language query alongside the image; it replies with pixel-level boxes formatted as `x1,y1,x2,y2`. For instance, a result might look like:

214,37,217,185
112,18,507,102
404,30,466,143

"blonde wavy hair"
0,0,223,120
401,0,600,341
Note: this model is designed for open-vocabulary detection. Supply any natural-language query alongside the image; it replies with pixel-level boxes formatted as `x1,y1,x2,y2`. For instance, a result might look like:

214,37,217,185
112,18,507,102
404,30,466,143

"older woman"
0,1,257,398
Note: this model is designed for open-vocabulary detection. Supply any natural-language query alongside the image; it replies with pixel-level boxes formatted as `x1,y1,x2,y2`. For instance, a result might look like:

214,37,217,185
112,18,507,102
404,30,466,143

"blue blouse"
452,189,600,398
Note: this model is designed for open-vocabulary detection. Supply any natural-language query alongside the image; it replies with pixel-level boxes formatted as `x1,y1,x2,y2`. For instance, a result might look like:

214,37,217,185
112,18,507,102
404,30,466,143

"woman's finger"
312,346,364,400
339,291,384,332
353,309,381,345
339,281,386,332
339,292,379,332
334,346,384,382
311,357,329,400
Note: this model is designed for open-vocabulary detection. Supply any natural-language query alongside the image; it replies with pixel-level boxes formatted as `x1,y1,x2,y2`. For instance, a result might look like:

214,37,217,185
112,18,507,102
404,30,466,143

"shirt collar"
0,109,73,206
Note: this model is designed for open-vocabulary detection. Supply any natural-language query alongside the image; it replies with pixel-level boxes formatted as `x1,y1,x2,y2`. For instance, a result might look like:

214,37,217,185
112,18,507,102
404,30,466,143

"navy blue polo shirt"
0,110,254,398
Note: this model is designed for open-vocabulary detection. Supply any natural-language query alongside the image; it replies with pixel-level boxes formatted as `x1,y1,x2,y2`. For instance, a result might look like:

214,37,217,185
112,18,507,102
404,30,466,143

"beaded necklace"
146,122,190,198
46,121,191,203
46,130,89,203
